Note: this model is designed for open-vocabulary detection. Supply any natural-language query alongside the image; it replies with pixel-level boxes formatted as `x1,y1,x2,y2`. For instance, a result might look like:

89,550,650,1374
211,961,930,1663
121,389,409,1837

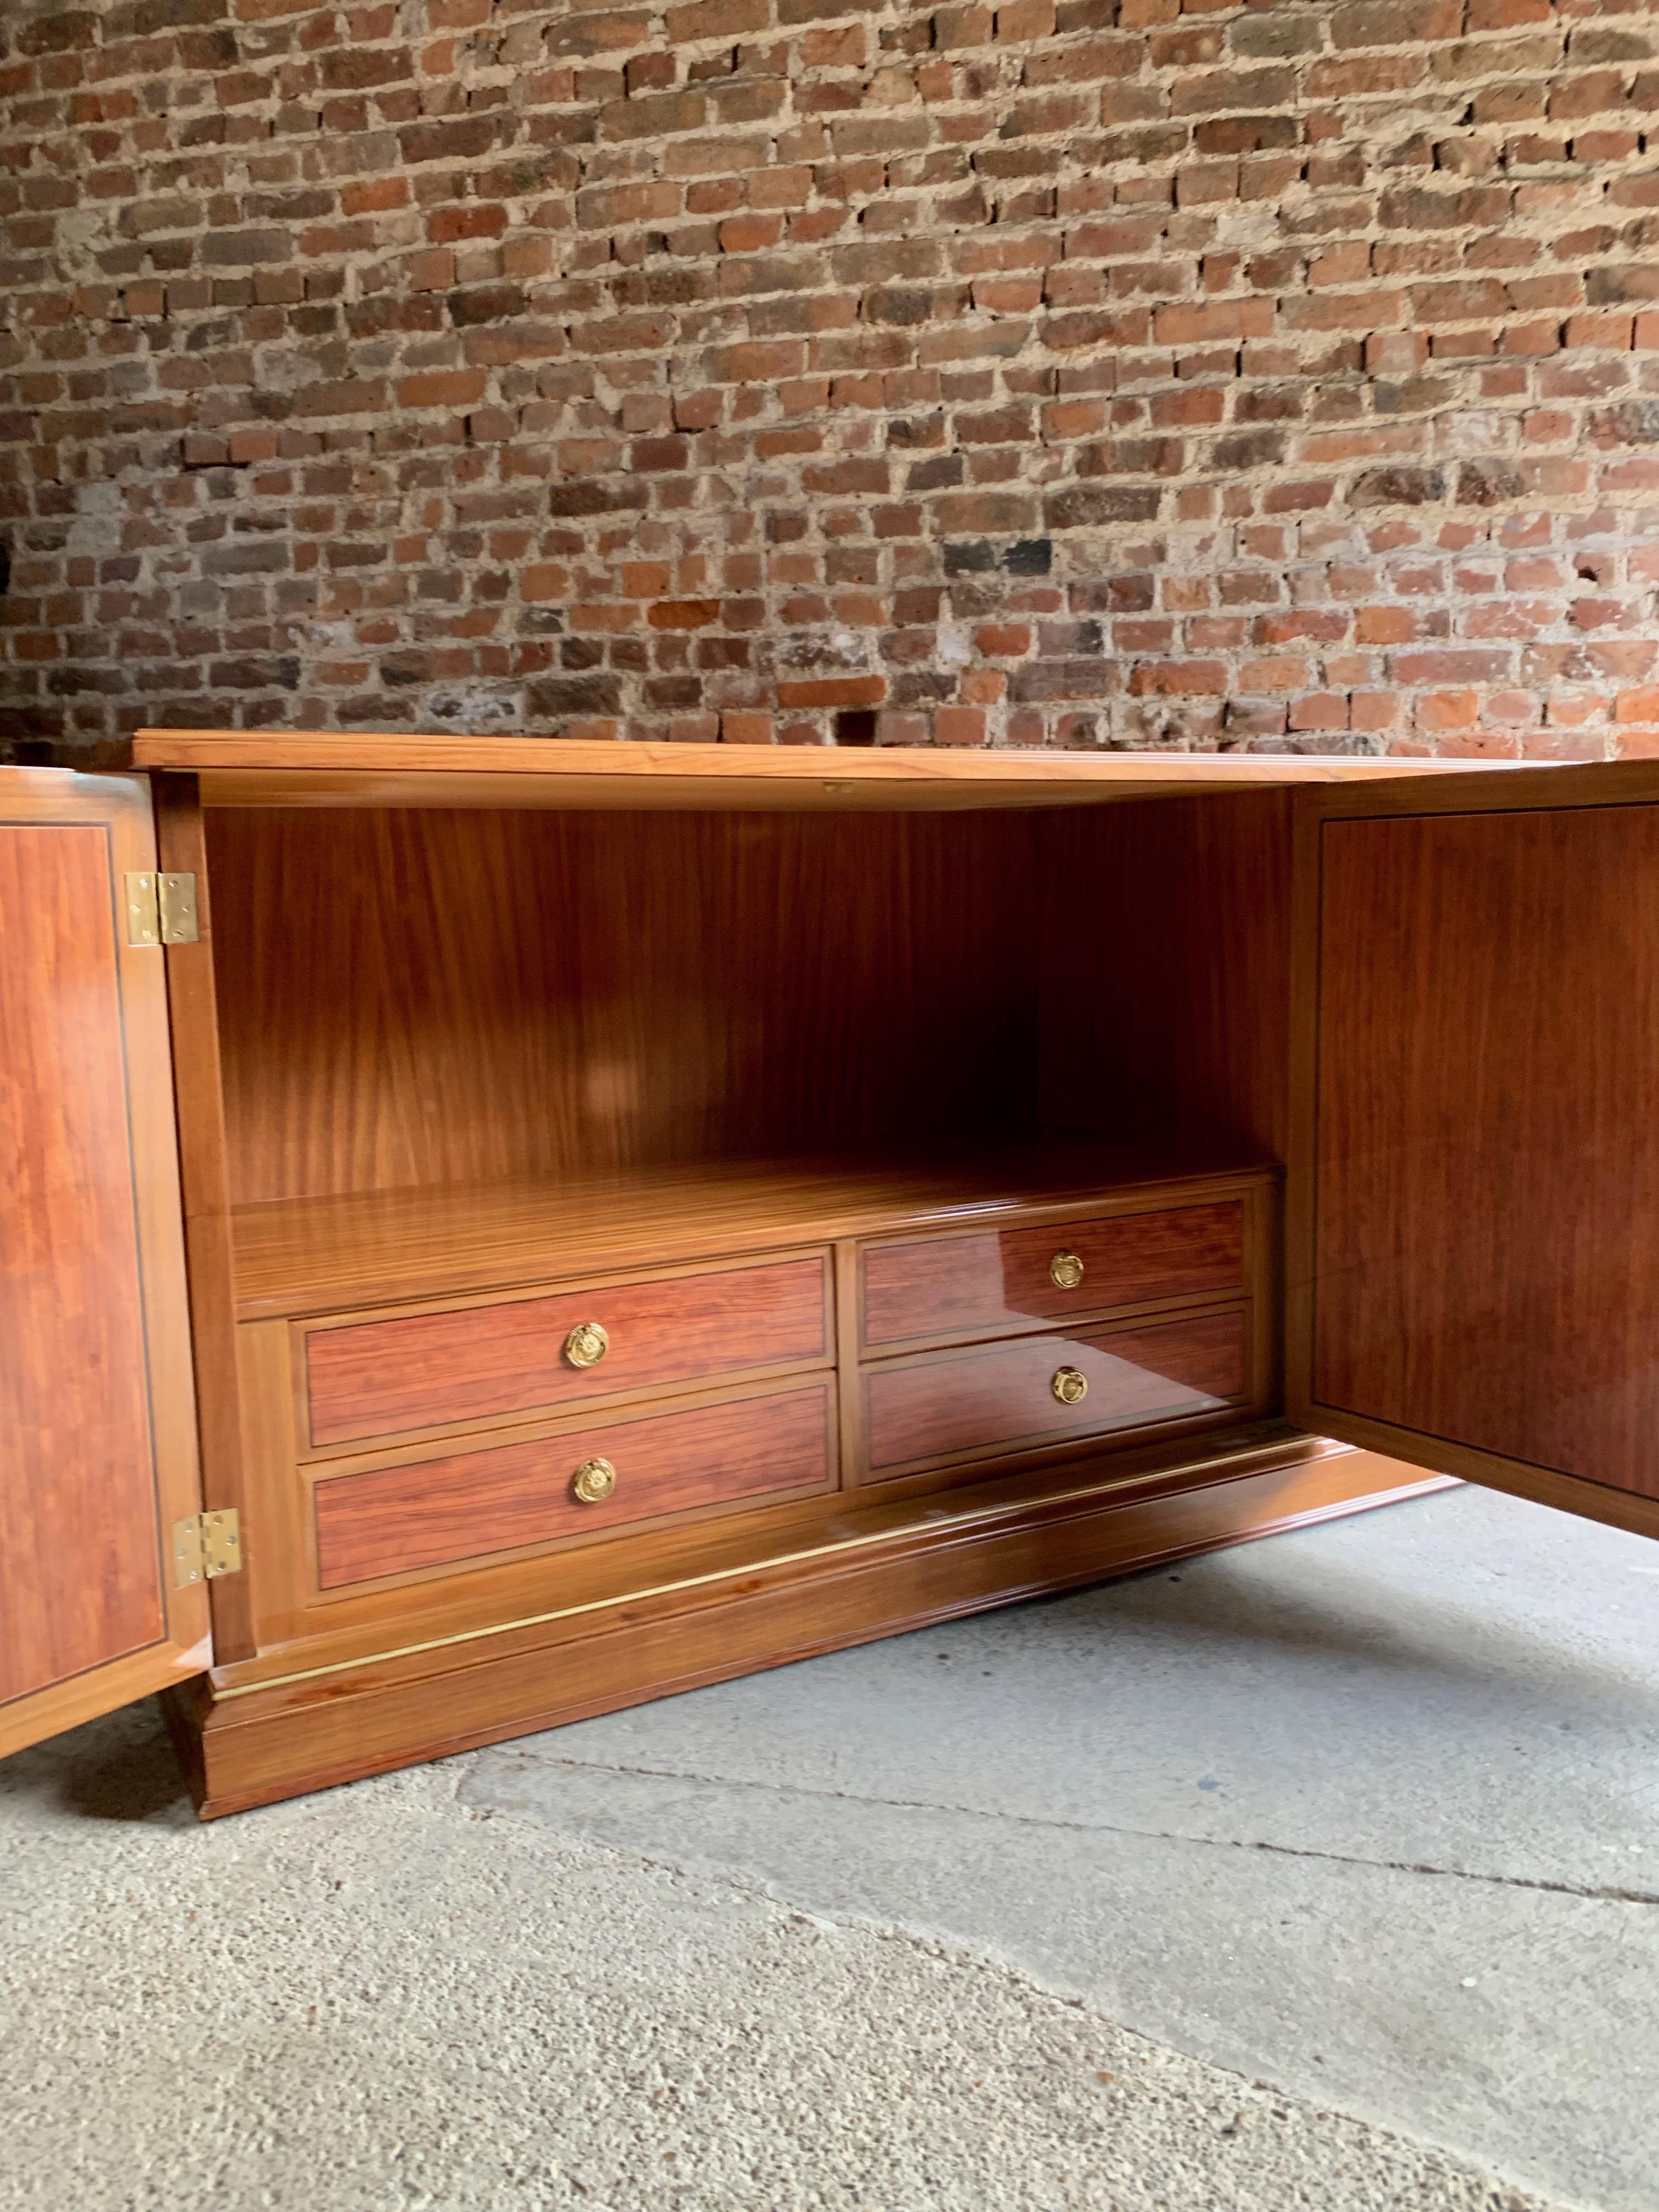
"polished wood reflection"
862,1200,1244,1349
305,1254,831,1447
231,1148,1263,1322
0,822,164,1701
1305,801,1659,1500
132,730,1493,815
207,807,1039,1207
0,773,210,1754
862,1308,1248,1478
313,1381,835,1588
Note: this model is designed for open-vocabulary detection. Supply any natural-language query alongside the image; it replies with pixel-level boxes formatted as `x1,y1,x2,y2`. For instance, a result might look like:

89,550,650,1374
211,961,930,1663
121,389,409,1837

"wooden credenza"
4,737,1656,1817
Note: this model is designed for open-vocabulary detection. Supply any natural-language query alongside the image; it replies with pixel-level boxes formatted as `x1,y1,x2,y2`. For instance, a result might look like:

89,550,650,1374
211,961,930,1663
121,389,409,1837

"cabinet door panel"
1287,763,1659,1536
0,771,209,1759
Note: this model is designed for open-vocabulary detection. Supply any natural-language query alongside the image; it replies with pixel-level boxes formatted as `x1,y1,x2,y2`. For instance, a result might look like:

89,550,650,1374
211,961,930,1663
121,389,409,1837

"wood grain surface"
207,806,1039,1207
305,1253,830,1447
154,772,257,1661
130,731,1502,816
232,1152,1271,1321
863,1308,1249,1476
1302,799,1659,1502
185,1440,1444,1817
861,1200,1245,1348
0,772,211,1751
1037,791,1295,1165
313,1381,834,1587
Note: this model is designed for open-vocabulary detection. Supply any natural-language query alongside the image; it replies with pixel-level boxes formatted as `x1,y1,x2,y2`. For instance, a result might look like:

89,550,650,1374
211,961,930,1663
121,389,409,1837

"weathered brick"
2,0,1653,764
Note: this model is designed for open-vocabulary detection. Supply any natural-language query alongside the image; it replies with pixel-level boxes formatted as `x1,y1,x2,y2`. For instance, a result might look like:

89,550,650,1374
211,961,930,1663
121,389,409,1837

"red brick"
1414,689,1481,733
1127,660,1229,697
721,709,775,742
1151,298,1274,345
776,675,888,708
406,248,455,292
5,0,1655,760
648,599,721,628
397,370,488,409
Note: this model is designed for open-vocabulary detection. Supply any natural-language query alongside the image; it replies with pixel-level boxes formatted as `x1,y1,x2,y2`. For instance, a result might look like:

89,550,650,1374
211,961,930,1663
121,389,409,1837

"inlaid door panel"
0,771,209,1759
1288,761,1659,1538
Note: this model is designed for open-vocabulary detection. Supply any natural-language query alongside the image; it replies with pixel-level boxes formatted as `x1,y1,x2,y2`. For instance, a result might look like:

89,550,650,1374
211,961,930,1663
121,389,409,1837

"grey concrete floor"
1,1483,1649,2211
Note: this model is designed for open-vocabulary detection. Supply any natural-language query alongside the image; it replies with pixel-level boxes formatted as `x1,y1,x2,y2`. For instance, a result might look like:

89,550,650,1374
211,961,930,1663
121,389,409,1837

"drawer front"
862,1308,1248,1479
860,1201,1245,1351
305,1253,831,1448
313,1380,835,1589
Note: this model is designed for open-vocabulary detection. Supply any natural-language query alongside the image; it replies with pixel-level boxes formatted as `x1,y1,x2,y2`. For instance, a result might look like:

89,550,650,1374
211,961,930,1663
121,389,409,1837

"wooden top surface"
230,1149,1277,1321
131,731,1499,813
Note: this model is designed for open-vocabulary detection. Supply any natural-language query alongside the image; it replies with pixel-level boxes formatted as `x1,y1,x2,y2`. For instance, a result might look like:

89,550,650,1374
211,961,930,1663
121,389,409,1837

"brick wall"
3,0,1658,760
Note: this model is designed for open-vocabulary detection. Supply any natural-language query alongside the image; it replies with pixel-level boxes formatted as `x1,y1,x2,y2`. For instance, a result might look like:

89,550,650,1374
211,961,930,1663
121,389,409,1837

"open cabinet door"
1,769,213,1760
1286,759,1659,1541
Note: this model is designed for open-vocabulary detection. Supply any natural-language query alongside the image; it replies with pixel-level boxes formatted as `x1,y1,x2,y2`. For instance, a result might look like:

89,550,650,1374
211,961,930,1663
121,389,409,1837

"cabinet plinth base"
168,1438,1449,1821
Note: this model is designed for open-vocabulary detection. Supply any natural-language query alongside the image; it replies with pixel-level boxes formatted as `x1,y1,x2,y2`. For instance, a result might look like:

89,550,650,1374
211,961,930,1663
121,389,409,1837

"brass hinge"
125,871,199,946
172,1509,242,1587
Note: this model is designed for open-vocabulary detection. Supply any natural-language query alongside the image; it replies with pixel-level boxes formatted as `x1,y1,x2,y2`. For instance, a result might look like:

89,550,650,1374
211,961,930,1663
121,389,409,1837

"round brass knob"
564,1321,609,1369
1049,1249,1085,1291
572,1456,617,1504
1051,1365,1088,1407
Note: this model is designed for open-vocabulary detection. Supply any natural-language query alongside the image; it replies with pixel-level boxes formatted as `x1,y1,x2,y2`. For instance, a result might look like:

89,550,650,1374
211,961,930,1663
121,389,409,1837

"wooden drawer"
860,1200,1246,1352
861,1308,1249,1481
303,1252,831,1448
313,1379,836,1589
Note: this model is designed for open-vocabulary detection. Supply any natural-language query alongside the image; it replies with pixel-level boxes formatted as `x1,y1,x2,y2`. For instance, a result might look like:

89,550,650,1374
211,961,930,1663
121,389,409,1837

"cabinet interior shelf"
229,1146,1278,1321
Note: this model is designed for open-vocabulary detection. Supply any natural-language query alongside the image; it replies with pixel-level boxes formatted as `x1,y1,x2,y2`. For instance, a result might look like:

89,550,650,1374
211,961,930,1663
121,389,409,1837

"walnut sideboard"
5,735,1656,1819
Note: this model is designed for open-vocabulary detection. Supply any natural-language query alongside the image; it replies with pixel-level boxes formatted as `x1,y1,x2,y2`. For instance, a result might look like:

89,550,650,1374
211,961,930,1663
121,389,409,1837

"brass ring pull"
1049,1249,1085,1290
565,1321,610,1369
1051,1365,1088,1407
572,1456,617,1504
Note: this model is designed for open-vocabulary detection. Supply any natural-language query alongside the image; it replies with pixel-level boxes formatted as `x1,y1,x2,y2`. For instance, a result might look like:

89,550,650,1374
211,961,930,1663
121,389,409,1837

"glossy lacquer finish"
863,1309,1248,1478
206,806,1040,1209
132,730,1487,814
313,1381,835,1588
305,1254,830,1447
862,1201,1244,1350
1307,800,1659,1502
0,776,209,1754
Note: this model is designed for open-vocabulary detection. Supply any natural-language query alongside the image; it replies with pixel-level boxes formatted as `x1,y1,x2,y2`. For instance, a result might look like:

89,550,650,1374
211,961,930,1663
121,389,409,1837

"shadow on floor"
1,1699,193,1825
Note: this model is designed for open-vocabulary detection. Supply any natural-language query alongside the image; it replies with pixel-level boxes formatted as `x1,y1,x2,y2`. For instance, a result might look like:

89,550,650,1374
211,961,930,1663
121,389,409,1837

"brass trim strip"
210,1438,1414,1705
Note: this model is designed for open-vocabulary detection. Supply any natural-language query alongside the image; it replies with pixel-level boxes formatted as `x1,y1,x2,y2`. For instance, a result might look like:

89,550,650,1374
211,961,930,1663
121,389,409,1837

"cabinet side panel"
1310,805,1659,1501
0,822,166,1701
1036,792,1292,1164
155,774,255,1661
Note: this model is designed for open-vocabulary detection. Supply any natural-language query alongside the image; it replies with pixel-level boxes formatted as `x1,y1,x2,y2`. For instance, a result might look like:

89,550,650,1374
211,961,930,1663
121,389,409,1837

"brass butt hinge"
173,1509,242,1587
125,871,199,946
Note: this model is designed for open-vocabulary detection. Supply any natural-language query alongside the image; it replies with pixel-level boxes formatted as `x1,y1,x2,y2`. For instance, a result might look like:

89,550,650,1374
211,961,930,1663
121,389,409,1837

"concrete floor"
1,1483,1650,2211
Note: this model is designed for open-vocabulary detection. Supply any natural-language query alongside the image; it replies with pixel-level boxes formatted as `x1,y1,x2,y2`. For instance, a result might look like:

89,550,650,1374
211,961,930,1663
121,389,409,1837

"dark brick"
1456,458,1526,505
943,540,997,575
1003,538,1052,574
1043,484,1164,528
527,674,625,716
1350,466,1448,506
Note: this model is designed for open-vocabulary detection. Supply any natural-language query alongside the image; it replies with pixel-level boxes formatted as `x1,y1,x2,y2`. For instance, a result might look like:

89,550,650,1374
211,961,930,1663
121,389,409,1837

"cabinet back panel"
208,808,1039,1204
